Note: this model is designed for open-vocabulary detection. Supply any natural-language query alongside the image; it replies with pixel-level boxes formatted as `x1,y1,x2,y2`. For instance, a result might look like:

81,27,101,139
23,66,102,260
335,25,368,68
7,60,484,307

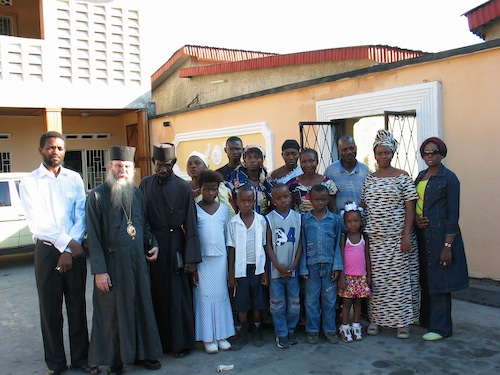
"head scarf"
281,139,300,151
243,144,266,159
373,129,398,153
187,150,209,168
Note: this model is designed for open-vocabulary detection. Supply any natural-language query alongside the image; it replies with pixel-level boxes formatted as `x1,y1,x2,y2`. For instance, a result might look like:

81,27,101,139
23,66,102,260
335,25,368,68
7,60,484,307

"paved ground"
1,252,499,375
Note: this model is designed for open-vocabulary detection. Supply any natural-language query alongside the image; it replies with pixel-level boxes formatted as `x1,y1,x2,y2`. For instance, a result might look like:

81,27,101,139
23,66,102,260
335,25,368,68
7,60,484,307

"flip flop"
397,327,410,339
367,323,380,335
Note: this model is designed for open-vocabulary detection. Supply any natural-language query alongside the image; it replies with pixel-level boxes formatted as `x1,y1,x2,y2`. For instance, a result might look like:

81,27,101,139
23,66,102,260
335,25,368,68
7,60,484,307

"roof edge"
177,45,425,79
150,39,500,120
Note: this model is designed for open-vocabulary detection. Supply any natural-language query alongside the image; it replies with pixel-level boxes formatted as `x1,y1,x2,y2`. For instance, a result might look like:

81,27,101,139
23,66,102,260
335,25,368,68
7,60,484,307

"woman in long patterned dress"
361,130,419,339
286,148,338,214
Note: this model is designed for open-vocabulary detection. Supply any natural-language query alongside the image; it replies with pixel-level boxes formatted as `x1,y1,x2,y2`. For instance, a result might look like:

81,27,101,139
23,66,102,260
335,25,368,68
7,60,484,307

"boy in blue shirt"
227,185,269,350
300,184,344,344
265,183,302,348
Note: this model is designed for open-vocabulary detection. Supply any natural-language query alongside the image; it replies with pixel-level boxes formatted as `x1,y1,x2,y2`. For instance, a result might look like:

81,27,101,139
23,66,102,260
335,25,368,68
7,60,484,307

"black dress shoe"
71,363,101,374
174,348,191,358
134,359,161,370
106,364,123,375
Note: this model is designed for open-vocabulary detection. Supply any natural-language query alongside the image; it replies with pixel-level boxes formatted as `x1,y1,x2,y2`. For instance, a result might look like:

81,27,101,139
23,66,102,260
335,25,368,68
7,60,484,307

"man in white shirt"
20,131,99,375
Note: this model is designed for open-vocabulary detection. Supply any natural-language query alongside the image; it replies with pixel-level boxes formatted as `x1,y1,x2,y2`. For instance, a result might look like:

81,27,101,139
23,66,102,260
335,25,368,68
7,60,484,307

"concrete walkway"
1,253,499,375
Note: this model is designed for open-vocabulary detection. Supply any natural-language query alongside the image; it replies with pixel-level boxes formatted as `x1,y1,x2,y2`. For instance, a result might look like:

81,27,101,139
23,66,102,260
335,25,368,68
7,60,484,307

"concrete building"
0,0,152,187
149,2,500,280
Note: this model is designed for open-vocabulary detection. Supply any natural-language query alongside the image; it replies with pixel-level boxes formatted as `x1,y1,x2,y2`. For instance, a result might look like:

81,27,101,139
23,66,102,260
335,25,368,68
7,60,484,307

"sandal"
397,326,410,339
367,323,380,336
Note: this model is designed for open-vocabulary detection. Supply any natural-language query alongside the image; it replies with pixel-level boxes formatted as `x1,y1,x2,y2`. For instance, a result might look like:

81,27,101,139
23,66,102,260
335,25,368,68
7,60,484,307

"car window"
0,181,12,207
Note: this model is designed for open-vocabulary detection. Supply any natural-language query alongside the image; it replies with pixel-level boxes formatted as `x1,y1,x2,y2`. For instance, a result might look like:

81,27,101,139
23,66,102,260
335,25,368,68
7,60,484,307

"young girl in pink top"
338,202,371,342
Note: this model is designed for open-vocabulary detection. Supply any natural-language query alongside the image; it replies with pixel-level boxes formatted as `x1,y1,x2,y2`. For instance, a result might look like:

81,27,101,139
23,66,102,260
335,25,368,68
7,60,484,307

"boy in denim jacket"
300,184,343,344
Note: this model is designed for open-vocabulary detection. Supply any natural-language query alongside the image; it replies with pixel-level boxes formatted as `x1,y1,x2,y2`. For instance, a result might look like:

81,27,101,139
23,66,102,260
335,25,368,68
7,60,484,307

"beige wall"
0,114,128,173
62,115,127,151
484,24,500,41
152,58,375,115
0,116,46,171
150,46,500,280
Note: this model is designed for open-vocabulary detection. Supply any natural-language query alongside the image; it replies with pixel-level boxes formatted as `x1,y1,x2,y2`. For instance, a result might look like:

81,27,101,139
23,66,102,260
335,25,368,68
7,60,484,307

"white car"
0,173,33,253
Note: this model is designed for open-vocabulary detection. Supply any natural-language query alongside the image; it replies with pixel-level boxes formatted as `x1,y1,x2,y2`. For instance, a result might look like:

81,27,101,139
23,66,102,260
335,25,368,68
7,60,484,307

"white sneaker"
217,339,231,351
339,325,353,343
351,324,363,341
204,341,218,354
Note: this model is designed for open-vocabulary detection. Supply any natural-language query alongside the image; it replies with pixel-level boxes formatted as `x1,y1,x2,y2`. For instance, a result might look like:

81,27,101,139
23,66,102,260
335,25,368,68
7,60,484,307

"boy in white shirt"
227,185,268,350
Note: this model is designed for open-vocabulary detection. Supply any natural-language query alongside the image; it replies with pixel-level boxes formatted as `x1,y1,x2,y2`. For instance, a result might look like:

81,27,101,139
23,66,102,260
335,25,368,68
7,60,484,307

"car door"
0,180,21,249
12,179,32,247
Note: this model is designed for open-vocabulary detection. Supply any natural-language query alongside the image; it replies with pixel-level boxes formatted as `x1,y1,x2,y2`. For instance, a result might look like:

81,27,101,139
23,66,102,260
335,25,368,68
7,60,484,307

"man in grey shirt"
325,135,370,210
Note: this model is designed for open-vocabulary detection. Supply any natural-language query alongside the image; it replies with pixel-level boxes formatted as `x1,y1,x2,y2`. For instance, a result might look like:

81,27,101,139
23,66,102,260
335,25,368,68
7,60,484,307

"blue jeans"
269,276,300,338
429,293,453,337
304,263,338,333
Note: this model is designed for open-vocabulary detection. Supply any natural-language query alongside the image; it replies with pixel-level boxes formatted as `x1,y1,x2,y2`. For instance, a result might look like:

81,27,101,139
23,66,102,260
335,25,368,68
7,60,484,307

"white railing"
0,35,45,82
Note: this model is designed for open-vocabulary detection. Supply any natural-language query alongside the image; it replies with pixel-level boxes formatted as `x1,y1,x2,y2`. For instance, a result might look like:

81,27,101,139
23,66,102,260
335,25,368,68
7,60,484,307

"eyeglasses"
423,149,440,156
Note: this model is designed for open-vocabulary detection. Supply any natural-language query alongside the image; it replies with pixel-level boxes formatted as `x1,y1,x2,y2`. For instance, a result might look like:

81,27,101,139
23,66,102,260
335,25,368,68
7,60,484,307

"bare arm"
401,199,415,253
228,246,236,288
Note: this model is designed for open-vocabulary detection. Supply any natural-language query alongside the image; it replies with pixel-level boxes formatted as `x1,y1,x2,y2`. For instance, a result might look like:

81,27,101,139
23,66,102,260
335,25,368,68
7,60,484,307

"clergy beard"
107,170,134,209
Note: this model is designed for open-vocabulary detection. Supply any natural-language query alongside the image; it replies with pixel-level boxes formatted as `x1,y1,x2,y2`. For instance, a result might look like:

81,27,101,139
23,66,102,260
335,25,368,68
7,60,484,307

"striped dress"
361,173,419,328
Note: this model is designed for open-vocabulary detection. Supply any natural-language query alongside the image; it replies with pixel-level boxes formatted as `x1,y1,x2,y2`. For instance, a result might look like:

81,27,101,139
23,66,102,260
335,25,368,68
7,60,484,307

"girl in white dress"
193,170,235,353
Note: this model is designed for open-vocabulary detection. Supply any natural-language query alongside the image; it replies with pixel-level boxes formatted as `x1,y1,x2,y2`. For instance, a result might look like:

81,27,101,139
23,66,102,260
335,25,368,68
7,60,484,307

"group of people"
19,128,468,375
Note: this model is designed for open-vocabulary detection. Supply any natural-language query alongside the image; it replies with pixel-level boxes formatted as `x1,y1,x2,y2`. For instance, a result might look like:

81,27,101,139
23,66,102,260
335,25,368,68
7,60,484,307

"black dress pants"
34,241,89,371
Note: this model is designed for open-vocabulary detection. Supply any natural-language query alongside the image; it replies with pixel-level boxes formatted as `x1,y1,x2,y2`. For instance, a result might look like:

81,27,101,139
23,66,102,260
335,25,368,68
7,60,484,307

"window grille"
85,149,108,190
385,111,418,179
0,15,13,36
299,121,345,174
1,152,11,172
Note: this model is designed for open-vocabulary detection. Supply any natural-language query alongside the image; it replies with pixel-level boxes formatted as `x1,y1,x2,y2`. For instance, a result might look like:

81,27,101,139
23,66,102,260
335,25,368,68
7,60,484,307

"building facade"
0,0,152,186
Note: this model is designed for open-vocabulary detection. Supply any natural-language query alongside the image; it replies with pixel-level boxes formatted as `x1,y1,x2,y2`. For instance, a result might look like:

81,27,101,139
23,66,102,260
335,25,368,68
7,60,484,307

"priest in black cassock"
139,143,201,358
86,146,163,375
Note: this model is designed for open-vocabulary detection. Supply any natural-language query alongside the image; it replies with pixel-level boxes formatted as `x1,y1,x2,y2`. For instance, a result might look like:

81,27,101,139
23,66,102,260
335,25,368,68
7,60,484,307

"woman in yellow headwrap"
361,130,419,339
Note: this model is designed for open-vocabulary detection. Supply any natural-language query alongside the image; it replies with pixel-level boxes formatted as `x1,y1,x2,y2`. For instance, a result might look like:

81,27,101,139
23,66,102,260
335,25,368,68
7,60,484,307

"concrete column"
44,108,63,133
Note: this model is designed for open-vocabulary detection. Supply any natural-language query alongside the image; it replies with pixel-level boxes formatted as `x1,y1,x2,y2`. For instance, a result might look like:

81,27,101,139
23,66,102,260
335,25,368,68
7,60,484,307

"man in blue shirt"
325,136,370,208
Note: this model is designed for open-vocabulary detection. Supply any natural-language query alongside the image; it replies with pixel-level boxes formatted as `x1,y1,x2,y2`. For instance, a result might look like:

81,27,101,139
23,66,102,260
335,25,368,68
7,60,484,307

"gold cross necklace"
121,203,136,240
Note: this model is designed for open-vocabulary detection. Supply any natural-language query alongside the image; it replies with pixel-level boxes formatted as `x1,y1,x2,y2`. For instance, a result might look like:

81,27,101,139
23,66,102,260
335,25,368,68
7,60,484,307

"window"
1,152,11,172
0,15,14,36
0,181,11,207
65,149,109,191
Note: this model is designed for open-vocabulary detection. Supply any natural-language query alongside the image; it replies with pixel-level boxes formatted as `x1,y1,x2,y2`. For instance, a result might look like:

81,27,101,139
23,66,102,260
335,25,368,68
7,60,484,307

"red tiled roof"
464,0,500,39
178,45,424,78
151,45,425,86
151,45,276,85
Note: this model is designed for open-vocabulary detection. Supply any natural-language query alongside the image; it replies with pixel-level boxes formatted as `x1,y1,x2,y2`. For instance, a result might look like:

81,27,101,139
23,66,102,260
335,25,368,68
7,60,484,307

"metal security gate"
299,120,345,174
385,111,418,178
